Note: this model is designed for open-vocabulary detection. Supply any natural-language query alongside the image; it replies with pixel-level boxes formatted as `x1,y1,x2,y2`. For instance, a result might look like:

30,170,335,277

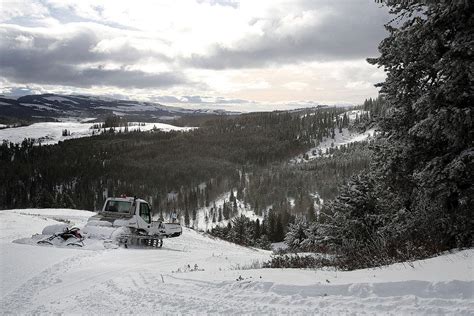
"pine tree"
184,208,190,227
368,0,473,250
255,234,272,250
274,215,284,242
284,217,308,251
306,203,316,222
254,218,261,240
218,208,223,222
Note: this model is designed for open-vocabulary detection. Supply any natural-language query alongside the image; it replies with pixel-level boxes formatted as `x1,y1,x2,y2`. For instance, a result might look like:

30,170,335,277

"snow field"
0,121,194,145
0,208,472,315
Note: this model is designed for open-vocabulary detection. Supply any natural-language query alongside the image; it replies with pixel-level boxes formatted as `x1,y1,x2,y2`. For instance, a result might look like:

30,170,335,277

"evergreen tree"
254,218,261,240
229,215,253,246
255,234,272,250
306,203,316,222
184,208,190,227
218,208,223,222
284,217,308,251
274,215,285,242
367,0,473,250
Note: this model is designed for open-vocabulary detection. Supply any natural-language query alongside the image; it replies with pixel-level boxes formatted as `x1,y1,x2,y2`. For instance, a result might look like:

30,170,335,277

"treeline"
208,208,294,250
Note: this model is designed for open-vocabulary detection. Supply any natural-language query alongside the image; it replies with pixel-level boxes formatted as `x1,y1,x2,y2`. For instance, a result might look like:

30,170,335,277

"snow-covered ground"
0,121,194,145
0,208,472,314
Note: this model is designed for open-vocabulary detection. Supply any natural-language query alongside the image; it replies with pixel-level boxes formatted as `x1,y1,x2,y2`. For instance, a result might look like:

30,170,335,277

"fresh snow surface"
0,122,194,145
1,208,472,315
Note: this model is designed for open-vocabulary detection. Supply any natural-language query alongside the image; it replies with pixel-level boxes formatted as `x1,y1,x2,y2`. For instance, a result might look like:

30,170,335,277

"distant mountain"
0,94,239,122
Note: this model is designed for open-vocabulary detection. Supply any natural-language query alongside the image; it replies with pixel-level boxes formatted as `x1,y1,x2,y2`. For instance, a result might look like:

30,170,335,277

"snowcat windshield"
104,200,132,213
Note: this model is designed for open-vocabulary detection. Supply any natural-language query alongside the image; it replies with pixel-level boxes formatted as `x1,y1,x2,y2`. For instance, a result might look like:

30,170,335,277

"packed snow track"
0,209,473,315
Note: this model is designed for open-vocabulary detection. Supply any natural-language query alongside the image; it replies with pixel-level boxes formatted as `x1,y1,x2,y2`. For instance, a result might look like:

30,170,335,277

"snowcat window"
105,200,132,213
139,203,151,224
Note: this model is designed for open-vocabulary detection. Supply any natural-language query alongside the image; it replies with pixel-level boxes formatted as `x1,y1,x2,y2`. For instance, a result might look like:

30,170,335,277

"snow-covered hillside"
291,127,375,163
0,121,194,145
1,208,472,314
0,94,238,121
191,191,262,231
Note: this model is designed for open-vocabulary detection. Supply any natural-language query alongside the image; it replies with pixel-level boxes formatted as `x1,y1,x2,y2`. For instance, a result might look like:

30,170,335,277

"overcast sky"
0,0,390,111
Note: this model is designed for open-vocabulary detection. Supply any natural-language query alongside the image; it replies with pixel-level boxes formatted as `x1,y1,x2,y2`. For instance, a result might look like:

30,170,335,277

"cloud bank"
0,0,390,108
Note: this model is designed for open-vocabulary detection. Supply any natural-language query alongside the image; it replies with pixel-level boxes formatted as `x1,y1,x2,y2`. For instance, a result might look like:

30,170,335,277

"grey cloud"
185,0,390,69
180,96,252,104
214,97,250,104
150,96,182,103
1,62,186,88
0,25,182,88
182,95,205,103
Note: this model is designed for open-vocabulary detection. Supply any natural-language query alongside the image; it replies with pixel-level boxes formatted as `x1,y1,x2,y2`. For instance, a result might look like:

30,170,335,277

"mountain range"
0,94,238,123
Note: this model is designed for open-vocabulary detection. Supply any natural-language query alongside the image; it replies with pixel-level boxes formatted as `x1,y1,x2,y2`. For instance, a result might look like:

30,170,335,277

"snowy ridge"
0,208,472,314
0,94,239,121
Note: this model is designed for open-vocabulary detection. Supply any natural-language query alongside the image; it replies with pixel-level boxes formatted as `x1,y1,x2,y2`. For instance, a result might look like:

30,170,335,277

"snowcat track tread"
116,234,163,249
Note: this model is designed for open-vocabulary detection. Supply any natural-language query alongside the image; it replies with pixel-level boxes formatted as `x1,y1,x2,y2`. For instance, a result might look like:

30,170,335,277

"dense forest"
0,107,368,242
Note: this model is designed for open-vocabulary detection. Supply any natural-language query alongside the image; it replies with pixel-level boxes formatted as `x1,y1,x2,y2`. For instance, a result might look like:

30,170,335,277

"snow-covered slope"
0,208,472,314
191,191,262,231
0,121,194,145
291,127,375,163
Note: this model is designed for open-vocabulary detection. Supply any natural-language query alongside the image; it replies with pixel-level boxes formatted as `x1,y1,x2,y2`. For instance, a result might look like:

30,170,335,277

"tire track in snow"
0,251,99,313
